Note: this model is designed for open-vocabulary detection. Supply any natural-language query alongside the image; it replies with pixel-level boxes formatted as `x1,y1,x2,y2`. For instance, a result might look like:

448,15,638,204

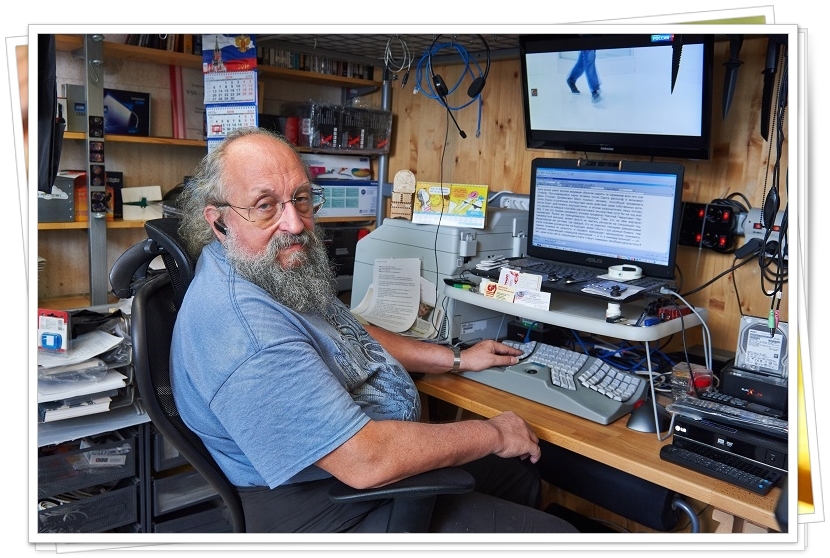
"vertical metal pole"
375,69,392,226
84,34,108,305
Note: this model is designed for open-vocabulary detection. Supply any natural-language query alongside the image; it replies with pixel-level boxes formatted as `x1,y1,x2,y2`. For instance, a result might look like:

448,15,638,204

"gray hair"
176,127,310,259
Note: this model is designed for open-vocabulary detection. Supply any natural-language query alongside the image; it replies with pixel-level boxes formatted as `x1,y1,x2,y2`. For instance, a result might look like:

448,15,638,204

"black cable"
679,255,756,297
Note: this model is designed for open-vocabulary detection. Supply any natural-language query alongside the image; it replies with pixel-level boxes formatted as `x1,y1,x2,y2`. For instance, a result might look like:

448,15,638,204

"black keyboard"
660,438,783,495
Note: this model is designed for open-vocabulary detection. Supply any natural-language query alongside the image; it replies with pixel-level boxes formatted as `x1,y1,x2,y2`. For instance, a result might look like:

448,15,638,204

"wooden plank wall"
387,35,790,354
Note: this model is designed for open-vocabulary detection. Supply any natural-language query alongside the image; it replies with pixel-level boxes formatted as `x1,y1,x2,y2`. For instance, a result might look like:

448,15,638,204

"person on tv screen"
566,50,602,103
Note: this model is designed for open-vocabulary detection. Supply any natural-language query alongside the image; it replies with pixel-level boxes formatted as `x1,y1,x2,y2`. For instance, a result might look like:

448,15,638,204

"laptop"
474,158,684,301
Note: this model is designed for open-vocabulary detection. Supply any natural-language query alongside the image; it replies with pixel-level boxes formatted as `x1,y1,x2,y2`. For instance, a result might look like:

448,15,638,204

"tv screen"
519,34,714,160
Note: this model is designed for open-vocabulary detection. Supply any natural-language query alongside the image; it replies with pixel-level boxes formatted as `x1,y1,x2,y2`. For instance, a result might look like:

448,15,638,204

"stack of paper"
351,258,444,340
37,330,128,423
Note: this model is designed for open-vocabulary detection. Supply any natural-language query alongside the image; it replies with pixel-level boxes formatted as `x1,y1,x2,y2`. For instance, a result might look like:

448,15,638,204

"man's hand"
459,339,521,372
486,411,541,463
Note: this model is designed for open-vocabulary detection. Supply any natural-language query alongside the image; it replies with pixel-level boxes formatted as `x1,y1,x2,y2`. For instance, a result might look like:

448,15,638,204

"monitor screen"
519,34,714,160
528,158,685,279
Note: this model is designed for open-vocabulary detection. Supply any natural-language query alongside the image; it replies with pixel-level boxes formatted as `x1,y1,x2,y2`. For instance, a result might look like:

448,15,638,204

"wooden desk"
416,373,782,532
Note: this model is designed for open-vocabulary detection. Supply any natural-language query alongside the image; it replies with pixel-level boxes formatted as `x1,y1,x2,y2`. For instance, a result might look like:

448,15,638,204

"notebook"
475,158,685,301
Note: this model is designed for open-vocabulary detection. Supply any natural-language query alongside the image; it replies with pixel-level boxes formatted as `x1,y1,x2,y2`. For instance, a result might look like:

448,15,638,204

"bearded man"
170,127,577,534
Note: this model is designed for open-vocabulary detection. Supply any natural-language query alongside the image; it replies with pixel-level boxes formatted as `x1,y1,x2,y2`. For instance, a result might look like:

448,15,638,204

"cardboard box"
106,171,124,219
62,86,152,136
299,153,372,181
315,180,377,218
103,89,151,136
122,186,163,221
296,102,340,149
63,84,86,132
340,107,392,152
37,174,76,223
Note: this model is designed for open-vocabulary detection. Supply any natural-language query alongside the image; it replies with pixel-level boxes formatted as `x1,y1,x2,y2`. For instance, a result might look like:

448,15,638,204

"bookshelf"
39,34,385,311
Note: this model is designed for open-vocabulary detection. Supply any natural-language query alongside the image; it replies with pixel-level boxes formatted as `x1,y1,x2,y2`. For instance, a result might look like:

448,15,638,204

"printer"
351,207,528,344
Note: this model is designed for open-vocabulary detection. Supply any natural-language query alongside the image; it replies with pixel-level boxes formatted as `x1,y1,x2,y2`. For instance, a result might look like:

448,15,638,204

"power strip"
497,194,530,211
741,207,788,259
678,201,739,252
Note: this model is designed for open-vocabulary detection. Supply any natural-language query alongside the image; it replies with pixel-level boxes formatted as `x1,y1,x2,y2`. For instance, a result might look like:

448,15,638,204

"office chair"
110,217,475,533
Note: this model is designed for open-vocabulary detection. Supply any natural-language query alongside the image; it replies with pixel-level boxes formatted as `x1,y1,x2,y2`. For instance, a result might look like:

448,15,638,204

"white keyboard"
460,340,648,425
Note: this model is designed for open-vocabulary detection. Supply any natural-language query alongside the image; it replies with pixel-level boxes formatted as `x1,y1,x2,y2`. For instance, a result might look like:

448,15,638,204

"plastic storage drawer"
152,469,219,516
153,502,233,533
39,436,136,498
37,481,139,533
152,429,188,472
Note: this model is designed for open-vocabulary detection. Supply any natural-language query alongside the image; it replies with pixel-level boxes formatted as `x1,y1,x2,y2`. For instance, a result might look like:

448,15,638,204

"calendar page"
203,71,257,104
206,103,258,139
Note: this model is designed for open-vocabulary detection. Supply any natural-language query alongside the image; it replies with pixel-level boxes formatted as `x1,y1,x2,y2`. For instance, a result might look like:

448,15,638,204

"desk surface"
416,373,781,532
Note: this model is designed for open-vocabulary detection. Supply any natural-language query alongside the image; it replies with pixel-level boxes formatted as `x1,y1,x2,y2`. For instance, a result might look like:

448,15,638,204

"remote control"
667,396,788,439
699,390,785,419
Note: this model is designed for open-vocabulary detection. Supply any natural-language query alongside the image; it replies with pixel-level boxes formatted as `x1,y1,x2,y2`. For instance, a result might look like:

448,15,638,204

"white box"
300,153,372,181
122,186,163,221
316,183,377,218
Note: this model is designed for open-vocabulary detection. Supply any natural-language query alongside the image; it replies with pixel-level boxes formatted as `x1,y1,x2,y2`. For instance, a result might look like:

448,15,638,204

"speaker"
427,34,491,99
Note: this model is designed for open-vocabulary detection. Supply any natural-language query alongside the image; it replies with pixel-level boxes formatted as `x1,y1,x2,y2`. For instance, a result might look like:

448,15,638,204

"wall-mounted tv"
519,33,714,160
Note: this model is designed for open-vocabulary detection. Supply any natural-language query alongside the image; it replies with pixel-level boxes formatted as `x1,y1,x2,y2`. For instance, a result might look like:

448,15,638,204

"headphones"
427,34,491,100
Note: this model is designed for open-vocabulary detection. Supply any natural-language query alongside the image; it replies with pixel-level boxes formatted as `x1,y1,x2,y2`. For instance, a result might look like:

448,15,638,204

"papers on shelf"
37,330,125,368
351,258,444,340
38,369,127,404
38,393,113,423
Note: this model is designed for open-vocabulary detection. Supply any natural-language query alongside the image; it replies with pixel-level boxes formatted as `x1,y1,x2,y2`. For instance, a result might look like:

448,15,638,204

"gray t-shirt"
171,241,420,488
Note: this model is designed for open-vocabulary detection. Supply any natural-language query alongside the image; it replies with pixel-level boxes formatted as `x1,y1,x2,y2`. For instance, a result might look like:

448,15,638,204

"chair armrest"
328,467,475,503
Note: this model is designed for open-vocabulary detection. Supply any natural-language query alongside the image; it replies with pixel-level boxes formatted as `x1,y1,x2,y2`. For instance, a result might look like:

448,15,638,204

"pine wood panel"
389,36,789,353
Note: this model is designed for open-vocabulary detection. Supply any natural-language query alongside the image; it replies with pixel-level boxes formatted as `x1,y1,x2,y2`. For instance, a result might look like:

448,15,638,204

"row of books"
124,34,203,56
256,46,375,81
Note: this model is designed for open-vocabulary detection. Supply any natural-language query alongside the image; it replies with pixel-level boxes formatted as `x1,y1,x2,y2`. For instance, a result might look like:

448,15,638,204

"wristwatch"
450,345,462,374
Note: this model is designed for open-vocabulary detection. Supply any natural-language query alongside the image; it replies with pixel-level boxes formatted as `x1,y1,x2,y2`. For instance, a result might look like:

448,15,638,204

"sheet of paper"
351,258,420,333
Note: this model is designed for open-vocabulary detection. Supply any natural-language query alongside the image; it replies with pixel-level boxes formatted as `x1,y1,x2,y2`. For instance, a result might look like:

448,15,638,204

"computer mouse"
626,399,671,433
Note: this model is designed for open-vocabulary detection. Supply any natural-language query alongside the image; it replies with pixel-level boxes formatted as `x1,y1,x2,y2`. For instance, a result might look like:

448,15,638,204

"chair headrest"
109,218,196,309
144,218,196,309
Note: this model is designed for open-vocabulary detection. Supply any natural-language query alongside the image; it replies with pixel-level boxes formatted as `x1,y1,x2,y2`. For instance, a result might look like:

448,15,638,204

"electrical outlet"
742,207,788,259
678,201,738,252
498,194,530,211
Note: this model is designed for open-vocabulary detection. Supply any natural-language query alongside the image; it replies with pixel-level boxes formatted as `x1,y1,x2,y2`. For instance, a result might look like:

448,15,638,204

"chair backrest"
123,220,246,532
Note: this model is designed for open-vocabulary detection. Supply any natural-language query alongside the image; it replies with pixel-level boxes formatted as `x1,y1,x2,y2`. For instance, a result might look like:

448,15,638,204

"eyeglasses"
217,184,325,225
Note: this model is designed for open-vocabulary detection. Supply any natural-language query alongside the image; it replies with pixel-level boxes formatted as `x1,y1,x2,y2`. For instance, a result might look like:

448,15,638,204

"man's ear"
205,206,226,238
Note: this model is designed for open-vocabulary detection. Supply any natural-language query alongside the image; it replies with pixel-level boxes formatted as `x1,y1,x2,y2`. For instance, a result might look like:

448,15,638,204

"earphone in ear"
214,220,228,236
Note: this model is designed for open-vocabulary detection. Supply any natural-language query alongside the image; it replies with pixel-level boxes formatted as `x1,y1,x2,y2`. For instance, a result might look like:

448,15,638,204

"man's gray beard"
225,228,337,315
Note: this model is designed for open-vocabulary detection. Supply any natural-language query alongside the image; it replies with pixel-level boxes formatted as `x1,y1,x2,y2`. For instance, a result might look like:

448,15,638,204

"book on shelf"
170,65,206,140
